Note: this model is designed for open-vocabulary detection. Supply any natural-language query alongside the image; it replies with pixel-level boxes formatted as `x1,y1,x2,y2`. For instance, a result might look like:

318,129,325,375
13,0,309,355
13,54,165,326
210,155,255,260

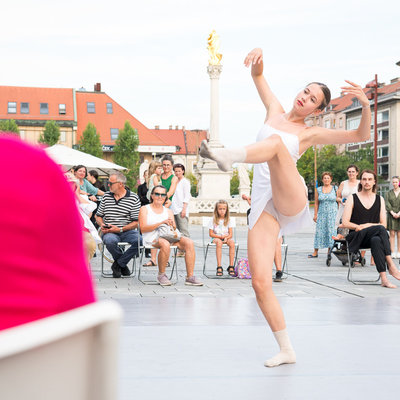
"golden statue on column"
207,30,223,65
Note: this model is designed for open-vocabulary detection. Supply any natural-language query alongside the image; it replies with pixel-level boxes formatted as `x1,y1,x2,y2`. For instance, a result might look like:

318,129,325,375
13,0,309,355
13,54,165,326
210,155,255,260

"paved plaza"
90,219,400,400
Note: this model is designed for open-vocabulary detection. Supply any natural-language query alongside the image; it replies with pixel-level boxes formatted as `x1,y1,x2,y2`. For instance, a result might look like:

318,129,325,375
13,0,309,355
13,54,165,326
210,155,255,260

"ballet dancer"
200,47,373,367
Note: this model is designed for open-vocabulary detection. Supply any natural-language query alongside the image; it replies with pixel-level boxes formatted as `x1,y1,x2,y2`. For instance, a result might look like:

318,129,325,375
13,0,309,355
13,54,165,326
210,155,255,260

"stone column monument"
196,30,231,201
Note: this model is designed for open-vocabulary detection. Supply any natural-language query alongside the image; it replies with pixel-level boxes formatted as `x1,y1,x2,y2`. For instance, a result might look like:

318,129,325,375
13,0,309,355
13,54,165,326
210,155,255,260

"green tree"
78,123,103,158
186,172,198,198
38,120,60,146
113,121,140,190
0,119,19,134
297,147,316,186
230,168,239,196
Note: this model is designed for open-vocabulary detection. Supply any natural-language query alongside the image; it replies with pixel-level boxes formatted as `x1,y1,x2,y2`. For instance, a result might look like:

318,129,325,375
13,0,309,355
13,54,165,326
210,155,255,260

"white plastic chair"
202,216,239,279
0,301,123,400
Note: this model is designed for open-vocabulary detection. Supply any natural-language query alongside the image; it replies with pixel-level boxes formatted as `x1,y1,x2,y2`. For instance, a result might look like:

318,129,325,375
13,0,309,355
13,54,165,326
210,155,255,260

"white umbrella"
45,144,126,175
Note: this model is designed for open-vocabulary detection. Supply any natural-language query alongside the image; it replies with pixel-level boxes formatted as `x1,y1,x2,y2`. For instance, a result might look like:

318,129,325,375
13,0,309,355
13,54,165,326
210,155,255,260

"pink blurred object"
0,134,96,331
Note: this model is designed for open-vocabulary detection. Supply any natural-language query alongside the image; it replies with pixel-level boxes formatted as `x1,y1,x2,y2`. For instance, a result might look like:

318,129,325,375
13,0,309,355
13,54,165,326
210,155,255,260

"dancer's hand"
340,81,370,107
244,48,263,67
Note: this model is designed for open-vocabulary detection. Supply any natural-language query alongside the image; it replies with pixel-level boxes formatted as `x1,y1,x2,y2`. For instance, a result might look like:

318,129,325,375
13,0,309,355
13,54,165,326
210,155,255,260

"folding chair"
97,228,141,278
346,242,380,285
0,301,122,400
275,235,289,279
202,216,239,279
137,243,178,285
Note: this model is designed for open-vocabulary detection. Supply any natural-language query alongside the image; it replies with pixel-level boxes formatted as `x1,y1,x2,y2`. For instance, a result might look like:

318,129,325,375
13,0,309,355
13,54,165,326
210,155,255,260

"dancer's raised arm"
306,80,371,146
244,48,284,120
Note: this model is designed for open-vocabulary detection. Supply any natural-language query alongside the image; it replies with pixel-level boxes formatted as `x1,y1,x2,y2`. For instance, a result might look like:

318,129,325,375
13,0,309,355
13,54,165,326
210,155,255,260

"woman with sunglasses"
139,185,203,286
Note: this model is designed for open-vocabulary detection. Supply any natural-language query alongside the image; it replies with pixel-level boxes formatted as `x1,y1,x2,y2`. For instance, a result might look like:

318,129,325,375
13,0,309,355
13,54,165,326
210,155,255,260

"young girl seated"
208,200,236,276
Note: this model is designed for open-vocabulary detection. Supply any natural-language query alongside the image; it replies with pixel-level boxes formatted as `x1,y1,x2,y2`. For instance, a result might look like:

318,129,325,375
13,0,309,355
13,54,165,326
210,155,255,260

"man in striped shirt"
96,172,142,278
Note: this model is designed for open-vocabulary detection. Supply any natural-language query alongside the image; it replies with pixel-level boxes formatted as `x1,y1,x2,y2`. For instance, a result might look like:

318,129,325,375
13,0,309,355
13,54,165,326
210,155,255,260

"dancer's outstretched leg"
200,135,289,172
248,211,296,367
200,140,246,172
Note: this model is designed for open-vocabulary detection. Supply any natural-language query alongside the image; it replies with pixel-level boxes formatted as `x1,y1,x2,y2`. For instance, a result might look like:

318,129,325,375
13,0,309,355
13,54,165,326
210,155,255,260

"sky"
1,0,400,147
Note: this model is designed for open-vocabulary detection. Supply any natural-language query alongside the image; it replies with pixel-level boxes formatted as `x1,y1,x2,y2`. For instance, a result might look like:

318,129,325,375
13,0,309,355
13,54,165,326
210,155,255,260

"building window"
324,120,331,129
40,103,49,114
346,117,361,130
60,131,66,142
339,118,343,128
377,146,389,158
106,103,113,114
20,102,29,114
378,129,389,141
7,102,17,114
19,130,25,140
87,102,96,113
110,128,119,140
378,164,388,178
377,110,389,124
59,104,66,115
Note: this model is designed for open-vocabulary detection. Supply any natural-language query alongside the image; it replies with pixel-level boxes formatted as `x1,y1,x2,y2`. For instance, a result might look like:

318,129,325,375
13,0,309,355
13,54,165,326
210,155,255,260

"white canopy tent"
45,144,126,175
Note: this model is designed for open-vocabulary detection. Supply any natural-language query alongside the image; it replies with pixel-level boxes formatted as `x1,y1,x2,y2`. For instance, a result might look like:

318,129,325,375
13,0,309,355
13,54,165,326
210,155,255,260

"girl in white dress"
200,47,372,367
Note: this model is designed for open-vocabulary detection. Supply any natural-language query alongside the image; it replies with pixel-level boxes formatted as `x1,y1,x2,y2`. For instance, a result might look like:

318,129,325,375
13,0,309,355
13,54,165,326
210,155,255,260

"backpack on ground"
235,257,251,279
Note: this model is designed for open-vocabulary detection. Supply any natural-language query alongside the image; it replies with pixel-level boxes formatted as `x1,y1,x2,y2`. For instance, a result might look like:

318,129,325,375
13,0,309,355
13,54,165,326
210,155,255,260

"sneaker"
397,252,400,259
392,252,397,259
273,270,283,282
111,261,121,278
185,276,204,286
177,251,185,257
120,266,131,276
157,273,172,286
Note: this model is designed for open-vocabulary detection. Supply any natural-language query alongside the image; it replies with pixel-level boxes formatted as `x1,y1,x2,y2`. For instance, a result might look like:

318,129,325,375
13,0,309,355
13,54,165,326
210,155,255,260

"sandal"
143,260,156,267
216,266,223,276
227,266,235,276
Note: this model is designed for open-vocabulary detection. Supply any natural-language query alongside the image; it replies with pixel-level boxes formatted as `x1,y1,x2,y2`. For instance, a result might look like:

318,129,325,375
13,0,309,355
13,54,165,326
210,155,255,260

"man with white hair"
96,172,141,278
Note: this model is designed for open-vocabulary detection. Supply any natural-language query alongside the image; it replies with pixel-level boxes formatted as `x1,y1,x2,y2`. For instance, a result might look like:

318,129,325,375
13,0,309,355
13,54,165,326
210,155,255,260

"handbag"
157,224,182,243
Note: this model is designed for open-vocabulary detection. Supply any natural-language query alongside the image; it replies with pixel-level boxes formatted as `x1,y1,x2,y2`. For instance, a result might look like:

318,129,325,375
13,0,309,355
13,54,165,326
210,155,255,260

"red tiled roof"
328,79,400,113
150,128,207,154
76,91,168,146
151,129,186,154
0,86,74,121
185,129,207,154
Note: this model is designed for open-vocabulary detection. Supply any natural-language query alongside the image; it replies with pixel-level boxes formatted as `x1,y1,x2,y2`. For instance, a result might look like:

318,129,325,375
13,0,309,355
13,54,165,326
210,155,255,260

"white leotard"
248,123,313,234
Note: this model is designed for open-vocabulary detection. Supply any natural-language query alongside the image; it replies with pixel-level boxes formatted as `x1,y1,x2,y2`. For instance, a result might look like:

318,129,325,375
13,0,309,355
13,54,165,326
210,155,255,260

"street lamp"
366,74,378,176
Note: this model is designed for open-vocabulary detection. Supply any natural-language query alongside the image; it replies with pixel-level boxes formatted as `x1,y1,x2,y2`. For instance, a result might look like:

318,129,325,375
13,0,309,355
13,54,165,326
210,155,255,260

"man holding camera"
96,172,141,278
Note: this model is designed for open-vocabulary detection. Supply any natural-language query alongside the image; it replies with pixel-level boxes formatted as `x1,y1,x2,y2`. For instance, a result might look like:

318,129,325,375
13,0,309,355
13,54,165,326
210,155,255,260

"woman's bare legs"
249,211,296,367
389,230,395,254
227,239,235,265
213,238,223,266
397,231,400,255
153,238,170,274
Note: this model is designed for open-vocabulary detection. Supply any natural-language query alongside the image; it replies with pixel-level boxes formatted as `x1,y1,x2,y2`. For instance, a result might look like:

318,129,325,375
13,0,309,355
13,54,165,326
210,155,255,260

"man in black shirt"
342,170,400,288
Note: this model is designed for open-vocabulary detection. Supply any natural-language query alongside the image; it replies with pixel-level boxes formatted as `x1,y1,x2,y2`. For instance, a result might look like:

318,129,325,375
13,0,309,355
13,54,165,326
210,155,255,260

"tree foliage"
186,172,198,198
0,119,19,134
297,144,374,188
113,121,140,190
38,120,60,146
230,168,239,196
78,123,103,158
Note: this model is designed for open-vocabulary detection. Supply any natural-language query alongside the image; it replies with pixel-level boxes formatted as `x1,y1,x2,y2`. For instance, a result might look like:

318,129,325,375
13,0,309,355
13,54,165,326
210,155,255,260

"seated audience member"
342,169,400,288
68,177,102,261
138,170,150,206
74,164,104,202
138,185,203,286
87,169,106,192
96,172,142,278
208,200,237,276
0,135,95,331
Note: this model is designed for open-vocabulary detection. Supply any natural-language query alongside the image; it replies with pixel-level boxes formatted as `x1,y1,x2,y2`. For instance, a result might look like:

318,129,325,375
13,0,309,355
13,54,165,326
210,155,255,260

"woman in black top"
137,170,150,206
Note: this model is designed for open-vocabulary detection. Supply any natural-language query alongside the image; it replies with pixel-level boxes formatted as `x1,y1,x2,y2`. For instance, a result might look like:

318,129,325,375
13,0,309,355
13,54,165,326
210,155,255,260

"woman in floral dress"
309,172,338,257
